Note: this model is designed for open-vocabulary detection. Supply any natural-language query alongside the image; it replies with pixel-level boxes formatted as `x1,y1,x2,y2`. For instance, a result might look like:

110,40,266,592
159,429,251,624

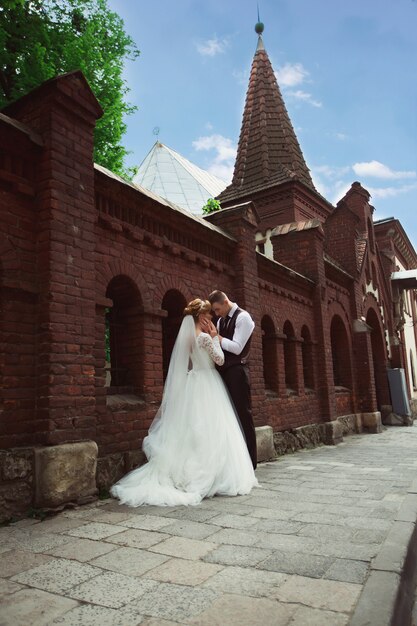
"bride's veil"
143,314,196,462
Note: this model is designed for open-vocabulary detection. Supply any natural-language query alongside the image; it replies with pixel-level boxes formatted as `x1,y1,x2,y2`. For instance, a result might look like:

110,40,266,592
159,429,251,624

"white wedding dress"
110,316,258,507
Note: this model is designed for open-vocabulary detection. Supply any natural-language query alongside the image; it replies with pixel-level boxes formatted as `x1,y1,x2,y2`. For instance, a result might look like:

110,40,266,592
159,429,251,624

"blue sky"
108,0,417,247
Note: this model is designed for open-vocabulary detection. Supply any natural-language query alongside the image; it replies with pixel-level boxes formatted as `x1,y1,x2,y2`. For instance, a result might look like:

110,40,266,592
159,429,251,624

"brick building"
1,29,416,520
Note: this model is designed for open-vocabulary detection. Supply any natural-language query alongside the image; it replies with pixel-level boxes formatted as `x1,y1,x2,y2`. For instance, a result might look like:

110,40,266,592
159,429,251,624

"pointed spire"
218,22,315,204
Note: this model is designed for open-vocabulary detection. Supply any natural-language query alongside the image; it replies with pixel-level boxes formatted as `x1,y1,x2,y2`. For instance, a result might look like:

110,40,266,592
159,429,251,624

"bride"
110,298,258,507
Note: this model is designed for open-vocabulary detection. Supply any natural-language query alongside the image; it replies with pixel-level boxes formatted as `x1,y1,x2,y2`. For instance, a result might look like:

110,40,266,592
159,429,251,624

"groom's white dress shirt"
217,302,255,356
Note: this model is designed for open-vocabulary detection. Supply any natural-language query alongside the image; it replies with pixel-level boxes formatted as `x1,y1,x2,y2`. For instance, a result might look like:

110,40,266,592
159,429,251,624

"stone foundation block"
361,411,383,433
34,441,98,509
124,449,147,472
256,425,276,462
337,413,362,435
273,431,301,456
382,412,413,427
293,424,322,449
96,453,125,490
322,420,344,445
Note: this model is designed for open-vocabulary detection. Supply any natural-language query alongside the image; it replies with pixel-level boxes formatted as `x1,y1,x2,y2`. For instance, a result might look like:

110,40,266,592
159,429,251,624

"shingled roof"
218,32,316,204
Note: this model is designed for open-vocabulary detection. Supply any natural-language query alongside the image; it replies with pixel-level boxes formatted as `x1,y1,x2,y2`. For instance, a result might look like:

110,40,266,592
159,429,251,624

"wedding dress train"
110,316,258,507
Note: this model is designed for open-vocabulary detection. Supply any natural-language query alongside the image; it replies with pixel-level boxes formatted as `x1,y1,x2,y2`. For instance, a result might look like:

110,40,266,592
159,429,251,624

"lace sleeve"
198,333,225,366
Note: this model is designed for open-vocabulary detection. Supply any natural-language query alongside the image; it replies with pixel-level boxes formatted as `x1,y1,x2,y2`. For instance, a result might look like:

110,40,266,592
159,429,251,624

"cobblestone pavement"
1,425,417,626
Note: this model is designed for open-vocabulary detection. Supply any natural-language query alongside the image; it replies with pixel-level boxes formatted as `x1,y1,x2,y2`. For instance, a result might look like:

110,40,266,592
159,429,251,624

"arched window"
106,275,144,394
261,315,278,394
301,325,314,390
330,315,352,388
283,320,297,391
162,289,187,380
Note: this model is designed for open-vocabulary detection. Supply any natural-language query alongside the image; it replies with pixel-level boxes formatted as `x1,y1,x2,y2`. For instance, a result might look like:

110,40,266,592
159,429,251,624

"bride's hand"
206,320,218,338
201,318,218,338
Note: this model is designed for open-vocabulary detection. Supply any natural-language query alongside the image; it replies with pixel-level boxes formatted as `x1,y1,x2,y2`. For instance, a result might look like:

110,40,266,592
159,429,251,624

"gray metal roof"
133,142,227,215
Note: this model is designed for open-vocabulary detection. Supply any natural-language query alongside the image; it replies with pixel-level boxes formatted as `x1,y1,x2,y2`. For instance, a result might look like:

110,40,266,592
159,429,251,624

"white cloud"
275,63,309,87
273,62,321,108
334,132,348,141
208,162,235,182
205,122,213,131
313,165,350,180
196,36,229,57
352,160,416,180
367,183,417,199
192,134,237,183
310,169,350,204
286,89,322,108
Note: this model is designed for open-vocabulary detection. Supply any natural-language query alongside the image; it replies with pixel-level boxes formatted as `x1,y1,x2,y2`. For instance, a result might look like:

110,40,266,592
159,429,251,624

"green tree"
202,198,221,215
0,0,139,178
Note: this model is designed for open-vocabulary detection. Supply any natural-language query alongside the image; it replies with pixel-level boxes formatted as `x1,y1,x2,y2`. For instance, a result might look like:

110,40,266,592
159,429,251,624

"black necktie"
223,316,230,333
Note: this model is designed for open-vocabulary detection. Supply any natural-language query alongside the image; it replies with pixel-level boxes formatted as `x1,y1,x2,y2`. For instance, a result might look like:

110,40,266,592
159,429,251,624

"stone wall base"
0,411,390,522
256,426,276,462
273,412,382,458
0,441,98,523
0,448,34,523
96,449,146,492
381,404,414,427
34,442,98,509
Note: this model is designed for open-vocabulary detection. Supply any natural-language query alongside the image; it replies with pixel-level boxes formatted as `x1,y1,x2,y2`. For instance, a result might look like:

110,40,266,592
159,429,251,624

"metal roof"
133,141,227,215
94,163,235,240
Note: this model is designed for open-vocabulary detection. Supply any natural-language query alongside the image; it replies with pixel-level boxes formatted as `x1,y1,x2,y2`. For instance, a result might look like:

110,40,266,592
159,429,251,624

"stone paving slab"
143,557,223,586
1,425,417,625
89,546,170,577
0,587,79,626
68,571,158,609
1,548,53,578
103,527,171,549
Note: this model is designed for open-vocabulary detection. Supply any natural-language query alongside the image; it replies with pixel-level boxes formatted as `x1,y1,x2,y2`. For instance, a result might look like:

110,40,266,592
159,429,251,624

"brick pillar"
271,223,336,420
276,334,288,398
354,332,377,413
142,309,166,402
294,337,305,395
204,202,266,424
5,72,103,445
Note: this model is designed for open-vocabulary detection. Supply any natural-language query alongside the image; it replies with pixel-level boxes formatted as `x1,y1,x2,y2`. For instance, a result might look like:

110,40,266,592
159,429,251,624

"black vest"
218,307,252,371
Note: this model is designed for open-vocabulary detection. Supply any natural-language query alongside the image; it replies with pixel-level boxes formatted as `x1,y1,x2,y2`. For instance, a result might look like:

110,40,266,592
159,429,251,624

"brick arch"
328,304,354,391
364,294,390,409
327,300,352,341
259,307,279,330
153,275,193,308
362,292,384,328
261,314,279,393
96,258,151,307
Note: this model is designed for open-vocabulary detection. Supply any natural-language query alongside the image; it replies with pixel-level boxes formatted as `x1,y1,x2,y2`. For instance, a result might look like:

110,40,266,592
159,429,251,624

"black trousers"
221,364,257,470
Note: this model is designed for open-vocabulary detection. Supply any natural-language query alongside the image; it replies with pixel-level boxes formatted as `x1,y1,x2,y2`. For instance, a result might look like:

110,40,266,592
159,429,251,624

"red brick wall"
0,121,39,448
0,72,411,469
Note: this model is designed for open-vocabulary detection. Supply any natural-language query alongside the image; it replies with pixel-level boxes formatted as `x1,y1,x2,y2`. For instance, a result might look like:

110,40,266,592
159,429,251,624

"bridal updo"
183,298,211,320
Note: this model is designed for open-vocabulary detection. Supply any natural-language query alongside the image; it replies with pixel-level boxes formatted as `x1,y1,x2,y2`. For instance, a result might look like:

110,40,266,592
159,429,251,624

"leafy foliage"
0,0,140,178
202,198,221,215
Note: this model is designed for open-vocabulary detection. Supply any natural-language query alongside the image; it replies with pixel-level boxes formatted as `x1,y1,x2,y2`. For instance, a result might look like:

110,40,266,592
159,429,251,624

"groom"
208,290,257,469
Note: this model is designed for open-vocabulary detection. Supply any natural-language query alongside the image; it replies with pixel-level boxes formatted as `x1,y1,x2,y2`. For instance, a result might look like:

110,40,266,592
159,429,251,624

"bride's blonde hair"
183,298,211,320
